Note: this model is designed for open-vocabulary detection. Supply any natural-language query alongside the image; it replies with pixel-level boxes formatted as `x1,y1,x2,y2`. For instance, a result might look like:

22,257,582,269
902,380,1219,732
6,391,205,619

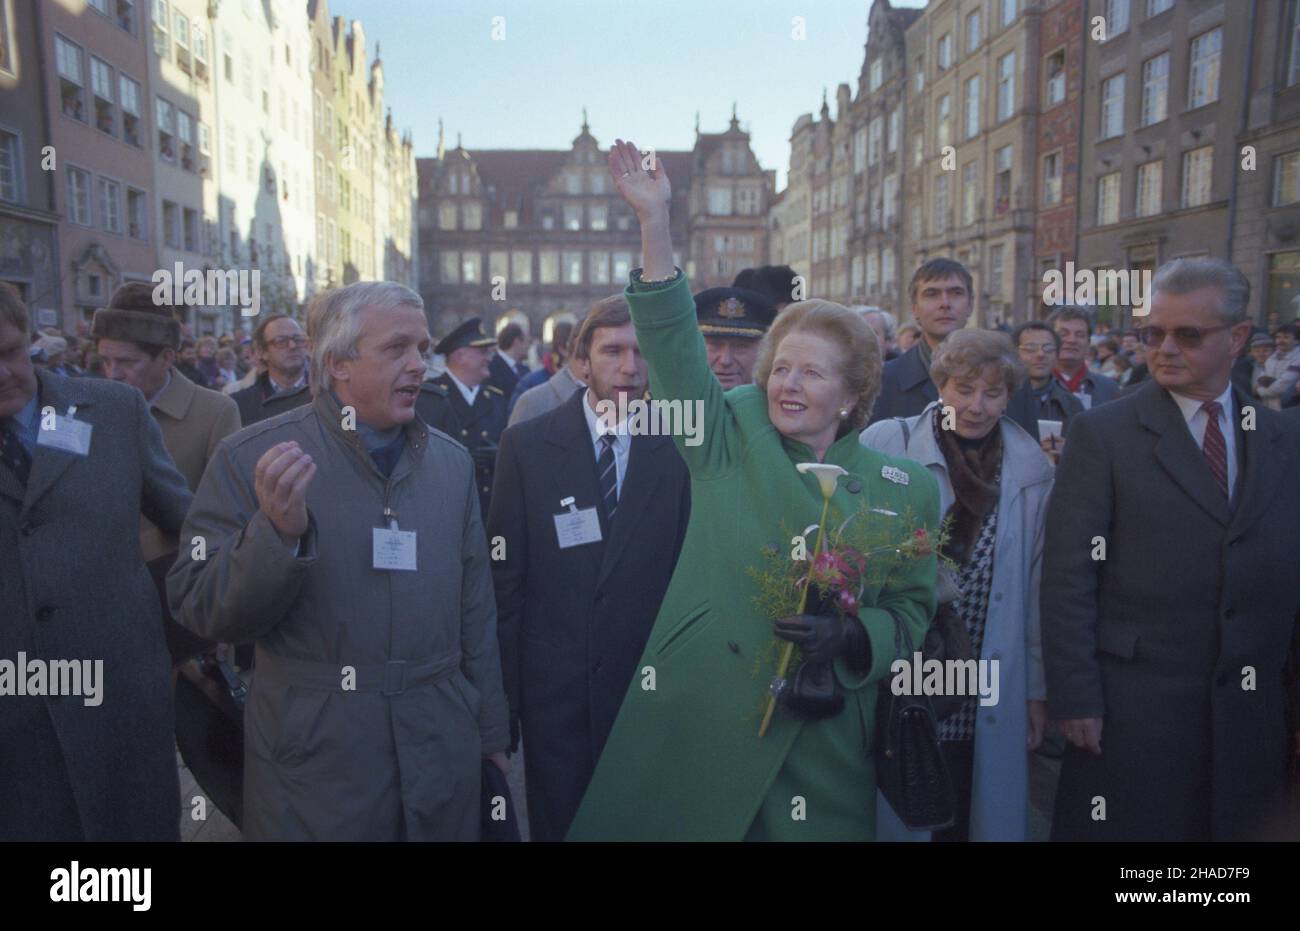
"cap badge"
717,297,747,319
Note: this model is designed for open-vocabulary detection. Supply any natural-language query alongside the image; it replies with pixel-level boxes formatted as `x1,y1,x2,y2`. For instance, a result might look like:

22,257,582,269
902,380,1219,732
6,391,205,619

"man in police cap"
420,318,507,520
693,286,776,390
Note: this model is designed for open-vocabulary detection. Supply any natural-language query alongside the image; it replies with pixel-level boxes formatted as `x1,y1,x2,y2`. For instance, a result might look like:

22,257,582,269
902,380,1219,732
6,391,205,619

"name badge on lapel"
373,512,417,571
553,496,602,549
881,465,909,486
36,405,92,457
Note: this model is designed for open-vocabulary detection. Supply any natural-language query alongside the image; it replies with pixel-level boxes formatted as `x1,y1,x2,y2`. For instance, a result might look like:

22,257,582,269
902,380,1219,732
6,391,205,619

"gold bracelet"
636,267,679,284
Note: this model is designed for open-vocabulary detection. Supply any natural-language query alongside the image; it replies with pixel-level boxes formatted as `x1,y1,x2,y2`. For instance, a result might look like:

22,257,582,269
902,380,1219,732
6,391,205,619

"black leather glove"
774,613,871,671
775,661,845,719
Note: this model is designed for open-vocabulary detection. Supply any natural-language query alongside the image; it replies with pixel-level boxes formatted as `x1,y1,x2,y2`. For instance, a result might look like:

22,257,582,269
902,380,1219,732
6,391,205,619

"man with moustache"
231,314,311,426
168,282,509,841
0,283,191,841
487,294,690,841
694,286,775,390
1043,258,1300,841
868,258,975,423
424,319,507,521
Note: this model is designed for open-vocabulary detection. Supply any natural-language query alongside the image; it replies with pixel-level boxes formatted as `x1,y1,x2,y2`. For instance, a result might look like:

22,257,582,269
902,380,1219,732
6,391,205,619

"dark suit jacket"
431,373,508,520
488,352,527,398
1053,367,1120,407
868,343,938,424
1005,377,1085,441
0,371,191,840
486,388,691,841
1042,379,1300,841
231,371,311,427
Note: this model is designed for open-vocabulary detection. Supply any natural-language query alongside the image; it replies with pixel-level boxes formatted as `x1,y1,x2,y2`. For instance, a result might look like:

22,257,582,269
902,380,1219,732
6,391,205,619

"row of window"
313,215,374,279
849,247,898,294
439,249,639,287
151,0,209,81
54,34,145,146
62,164,148,242
155,95,208,173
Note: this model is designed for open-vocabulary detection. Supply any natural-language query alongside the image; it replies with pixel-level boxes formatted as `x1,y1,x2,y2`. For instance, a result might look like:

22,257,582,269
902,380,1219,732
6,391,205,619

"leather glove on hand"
774,613,871,671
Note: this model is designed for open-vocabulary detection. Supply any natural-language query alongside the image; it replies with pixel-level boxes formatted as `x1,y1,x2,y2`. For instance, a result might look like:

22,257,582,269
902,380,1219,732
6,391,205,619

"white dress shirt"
1168,383,1238,503
581,388,630,498
447,370,480,407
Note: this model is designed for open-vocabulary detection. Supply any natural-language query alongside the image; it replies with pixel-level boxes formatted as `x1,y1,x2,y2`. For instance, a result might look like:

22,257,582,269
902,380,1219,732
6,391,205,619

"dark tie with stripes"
1,423,31,486
597,434,618,523
1200,400,1228,499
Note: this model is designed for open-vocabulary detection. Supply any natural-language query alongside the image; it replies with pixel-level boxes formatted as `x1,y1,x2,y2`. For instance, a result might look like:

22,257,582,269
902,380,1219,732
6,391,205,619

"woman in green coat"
566,140,939,841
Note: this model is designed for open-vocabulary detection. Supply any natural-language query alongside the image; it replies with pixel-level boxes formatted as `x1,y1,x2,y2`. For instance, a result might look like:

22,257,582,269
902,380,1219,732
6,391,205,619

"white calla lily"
796,462,847,499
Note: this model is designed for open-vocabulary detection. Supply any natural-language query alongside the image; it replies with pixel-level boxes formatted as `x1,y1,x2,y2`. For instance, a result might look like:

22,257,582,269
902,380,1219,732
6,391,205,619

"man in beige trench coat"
168,281,510,841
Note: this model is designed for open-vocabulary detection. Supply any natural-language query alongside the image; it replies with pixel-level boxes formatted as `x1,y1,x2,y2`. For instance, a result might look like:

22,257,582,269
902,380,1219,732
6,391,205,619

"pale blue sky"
328,0,928,190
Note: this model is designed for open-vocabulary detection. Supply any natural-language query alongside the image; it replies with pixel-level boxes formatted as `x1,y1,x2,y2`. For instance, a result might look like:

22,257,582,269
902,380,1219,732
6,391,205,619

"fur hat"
91,282,181,350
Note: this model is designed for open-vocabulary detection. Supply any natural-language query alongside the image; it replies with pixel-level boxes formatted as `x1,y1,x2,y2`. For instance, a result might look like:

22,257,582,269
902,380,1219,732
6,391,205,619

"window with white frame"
937,94,951,150
613,252,633,282
177,109,194,170
0,130,21,203
161,200,180,247
1046,50,1065,107
995,144,1013,214
562,251,583,285
462,252,481,284
869,59,883,91
1182,146,1213,207
1275,151,1300,206
853,126,866,173
883,174,898,223
708,187,733,215
934,173,950,234
440,251,459,284
851,256,863,295
563,202,582,230
55,35,86,122
151,0,169,57
589,202,608,230
1136,160,1163,217
126,187,146,239
510,250,532,283
1105,0,1130,39
0,1,12,75
914,58,925,93
1043,151,1062,205
539,250,559,284
173,9,191,73
1101,73,1125,138
913,132,923,168
1148,0,1172,16
882,248,895,288
90,57,115,136
966,9,981,53
455,201,480,231
119,74,141,146
193,22,208,80
503,210,519,229
737,186,760,215
988,243,1004,297
1141,53,1169,126
1097,172,1121,225
589,250,610,284
997,52,1015,121
182,206,197,251
868,117,882,166
1001,0,1017,28
1188,28,1222,109
198,122,210,173
156,97,175,162
438,203,456,230
964,74,981,138
962,161,979,225
97,176,121,233
887,108,899,152
564,171,581,195
938,34,952,71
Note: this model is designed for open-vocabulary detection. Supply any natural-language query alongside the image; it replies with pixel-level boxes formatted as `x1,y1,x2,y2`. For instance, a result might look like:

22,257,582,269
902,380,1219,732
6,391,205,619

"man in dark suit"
230,314,311,426
487,294,691,841
1049,306,1120,409
487,322,530,397
1007,320,1085,463
430,318,507,520
868,258,973,423
0,283,192,840
1043,258,1300,841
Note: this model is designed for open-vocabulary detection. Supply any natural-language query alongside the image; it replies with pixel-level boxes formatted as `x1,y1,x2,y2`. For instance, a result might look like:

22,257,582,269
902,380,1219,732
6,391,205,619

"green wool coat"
565,272,939,841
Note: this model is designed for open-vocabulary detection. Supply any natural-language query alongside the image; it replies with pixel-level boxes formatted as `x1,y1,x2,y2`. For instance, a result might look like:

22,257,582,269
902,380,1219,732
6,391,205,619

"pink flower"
907,528,933,557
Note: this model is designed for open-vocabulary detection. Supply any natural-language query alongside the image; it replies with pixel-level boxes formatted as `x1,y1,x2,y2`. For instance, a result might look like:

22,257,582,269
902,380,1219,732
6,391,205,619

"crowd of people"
2,136,1298,842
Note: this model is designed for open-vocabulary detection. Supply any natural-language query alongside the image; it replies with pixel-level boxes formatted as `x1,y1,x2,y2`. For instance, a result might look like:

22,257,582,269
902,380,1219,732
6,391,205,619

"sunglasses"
266,335,308,349
1135,323,1235,350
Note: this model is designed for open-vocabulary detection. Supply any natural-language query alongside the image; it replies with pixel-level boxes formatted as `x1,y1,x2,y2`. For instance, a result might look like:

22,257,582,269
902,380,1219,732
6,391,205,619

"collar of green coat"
780,427,862,467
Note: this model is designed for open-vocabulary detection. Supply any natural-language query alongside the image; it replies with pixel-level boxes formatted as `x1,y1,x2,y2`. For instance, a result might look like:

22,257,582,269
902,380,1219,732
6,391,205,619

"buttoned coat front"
861,404,1054,841
167,393,510,840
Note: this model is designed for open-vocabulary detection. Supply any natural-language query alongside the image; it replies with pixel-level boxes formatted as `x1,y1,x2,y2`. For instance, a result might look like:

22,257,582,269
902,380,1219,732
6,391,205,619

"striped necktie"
597,434,618,523
1200,400,1228,499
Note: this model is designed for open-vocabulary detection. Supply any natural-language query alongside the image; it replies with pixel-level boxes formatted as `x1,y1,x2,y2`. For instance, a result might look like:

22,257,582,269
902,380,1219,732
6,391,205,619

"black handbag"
874,612,956,832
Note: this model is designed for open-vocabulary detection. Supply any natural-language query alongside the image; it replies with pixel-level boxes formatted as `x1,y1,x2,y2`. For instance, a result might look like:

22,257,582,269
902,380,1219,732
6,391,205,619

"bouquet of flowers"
749,464,948,736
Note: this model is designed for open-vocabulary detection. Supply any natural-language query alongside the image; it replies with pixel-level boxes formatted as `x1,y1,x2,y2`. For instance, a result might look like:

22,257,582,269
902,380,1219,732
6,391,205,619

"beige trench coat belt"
257,649,462,696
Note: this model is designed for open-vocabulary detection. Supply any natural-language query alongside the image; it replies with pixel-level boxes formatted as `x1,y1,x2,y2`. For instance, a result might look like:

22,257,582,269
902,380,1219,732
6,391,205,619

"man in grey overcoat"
168,281,510,841
0,283,191,841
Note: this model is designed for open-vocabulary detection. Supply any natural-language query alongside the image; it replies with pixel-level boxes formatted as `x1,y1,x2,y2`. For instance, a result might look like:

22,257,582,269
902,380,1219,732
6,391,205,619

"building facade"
1035,0,1086,302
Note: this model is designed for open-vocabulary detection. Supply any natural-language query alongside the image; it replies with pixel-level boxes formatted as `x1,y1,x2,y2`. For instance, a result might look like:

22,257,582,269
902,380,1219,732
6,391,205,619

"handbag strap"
893,416,911,450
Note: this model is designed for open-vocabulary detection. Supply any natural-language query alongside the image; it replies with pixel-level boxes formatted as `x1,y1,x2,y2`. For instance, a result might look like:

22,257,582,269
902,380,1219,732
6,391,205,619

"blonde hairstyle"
753,299,882,431
930,329,1026,394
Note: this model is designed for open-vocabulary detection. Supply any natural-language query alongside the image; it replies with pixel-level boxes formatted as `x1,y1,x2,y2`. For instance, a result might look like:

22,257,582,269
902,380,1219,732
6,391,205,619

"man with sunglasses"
1043,257,1300,842
231,315,312,427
